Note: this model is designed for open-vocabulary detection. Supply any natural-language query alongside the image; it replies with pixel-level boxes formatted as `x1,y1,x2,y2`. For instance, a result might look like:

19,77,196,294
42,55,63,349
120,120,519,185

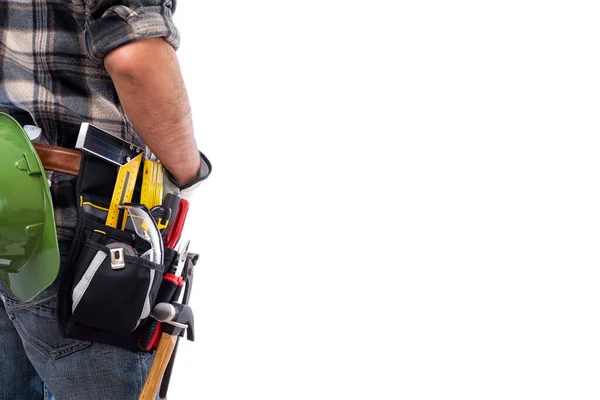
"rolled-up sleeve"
84,0,179,61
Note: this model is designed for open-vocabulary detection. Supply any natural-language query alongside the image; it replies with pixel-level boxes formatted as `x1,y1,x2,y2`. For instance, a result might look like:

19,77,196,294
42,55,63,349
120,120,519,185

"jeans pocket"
4,295,91,360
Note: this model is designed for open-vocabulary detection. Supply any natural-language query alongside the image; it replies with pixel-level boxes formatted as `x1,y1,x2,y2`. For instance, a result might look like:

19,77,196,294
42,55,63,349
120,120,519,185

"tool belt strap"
33,144,81,176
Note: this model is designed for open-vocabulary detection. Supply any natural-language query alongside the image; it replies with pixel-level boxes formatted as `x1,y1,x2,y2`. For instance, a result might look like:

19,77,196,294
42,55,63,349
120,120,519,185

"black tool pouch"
57,154,178,351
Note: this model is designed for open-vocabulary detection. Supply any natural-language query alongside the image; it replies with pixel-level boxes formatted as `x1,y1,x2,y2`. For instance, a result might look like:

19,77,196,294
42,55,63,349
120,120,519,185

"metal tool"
119,204,164,264
139,302,195,400
75,123,143,166
106,242,138,257
137,241,187,352
159,253,198,398
170,241,191,304
174,240,190,278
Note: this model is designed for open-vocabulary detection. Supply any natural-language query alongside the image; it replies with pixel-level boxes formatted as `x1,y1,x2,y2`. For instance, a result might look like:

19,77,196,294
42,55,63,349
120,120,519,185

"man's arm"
104,37,201,187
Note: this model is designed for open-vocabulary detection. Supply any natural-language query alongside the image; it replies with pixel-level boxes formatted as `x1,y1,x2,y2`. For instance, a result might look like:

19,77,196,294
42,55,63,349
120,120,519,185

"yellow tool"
106,154,143,228
140,160,153,207
154,162,164,207
157,162,164,206
140,159,164,209
151,162,158,207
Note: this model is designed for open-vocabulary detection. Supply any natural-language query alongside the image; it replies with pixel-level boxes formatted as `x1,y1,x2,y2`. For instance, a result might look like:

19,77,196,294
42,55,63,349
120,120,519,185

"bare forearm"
104,38,201,186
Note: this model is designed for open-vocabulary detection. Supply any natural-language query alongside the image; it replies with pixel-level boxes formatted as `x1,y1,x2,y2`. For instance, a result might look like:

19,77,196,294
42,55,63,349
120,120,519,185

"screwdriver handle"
161,193,180,238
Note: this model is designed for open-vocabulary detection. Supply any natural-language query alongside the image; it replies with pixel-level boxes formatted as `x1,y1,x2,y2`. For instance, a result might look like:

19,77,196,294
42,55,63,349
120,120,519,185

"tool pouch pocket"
57,211,178,351
71,239,162,335
76,154,118,221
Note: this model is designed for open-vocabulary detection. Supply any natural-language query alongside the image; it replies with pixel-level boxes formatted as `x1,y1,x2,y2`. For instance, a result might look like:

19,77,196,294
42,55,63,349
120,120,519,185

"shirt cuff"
164,152,212,199
85,3,180,62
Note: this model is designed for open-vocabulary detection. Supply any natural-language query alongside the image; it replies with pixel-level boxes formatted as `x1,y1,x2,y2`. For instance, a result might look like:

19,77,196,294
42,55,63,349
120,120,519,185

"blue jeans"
0,252,156,400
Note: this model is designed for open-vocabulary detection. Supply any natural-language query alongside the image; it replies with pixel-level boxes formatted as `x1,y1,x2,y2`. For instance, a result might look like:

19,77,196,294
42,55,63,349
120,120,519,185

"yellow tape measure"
106,154,143,228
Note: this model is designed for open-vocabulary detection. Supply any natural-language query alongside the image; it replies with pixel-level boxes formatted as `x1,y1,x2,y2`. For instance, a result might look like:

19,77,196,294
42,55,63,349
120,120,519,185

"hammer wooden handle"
139,333,178,400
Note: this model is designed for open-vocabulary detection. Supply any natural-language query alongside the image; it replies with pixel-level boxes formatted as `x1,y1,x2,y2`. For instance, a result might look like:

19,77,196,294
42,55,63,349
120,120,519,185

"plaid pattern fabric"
0,0,179,243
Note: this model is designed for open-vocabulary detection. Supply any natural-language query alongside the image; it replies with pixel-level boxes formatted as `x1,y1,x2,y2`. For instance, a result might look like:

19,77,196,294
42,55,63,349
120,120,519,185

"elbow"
104,43,138,78
104,37,170,79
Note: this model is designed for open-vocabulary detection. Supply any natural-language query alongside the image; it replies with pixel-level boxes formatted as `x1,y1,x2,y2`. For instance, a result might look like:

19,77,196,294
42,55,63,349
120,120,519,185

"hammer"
138,302,195,400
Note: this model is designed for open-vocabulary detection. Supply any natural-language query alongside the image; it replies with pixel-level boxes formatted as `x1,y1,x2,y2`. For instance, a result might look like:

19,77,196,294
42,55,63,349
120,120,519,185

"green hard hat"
0,113,59,301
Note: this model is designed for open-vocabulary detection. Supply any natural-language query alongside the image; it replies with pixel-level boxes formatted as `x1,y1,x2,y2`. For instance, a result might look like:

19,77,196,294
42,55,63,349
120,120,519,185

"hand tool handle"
138,333,178,400
165,199,190,249
161,193,181,237
159,339,180,398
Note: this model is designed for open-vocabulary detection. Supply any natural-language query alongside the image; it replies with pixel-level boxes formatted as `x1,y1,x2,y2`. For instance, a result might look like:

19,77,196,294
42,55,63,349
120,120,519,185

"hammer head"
152,302,195,341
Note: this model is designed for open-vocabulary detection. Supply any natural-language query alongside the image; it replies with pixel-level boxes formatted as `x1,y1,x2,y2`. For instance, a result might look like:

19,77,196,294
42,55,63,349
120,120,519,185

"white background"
171,1,600,399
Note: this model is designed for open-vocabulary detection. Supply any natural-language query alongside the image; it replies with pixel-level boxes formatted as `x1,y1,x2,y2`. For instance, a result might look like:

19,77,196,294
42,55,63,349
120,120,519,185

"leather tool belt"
34,144,82,175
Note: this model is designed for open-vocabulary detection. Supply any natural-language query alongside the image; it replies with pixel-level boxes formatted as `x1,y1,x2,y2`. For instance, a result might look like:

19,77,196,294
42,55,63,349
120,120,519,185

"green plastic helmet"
0,113,59,301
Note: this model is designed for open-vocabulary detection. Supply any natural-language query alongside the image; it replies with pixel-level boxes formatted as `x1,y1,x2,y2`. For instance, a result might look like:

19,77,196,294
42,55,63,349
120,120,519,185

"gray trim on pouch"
72,250,107,313
137,269,155,329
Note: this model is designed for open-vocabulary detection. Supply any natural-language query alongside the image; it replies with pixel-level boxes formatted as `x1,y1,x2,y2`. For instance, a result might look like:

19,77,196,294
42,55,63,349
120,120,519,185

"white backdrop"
171,1,600,399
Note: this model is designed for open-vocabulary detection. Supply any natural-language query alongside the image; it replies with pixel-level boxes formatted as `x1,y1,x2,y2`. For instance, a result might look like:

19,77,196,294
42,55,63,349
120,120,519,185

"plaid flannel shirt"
0,0,179,246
